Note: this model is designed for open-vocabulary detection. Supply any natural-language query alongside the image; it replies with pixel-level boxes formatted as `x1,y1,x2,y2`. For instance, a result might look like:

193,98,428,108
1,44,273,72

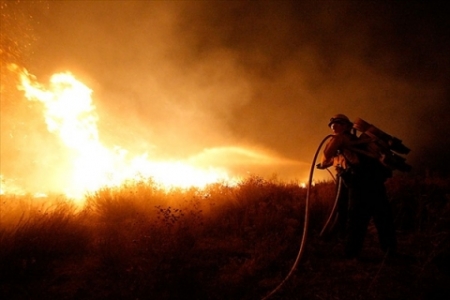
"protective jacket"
320,132,360,170
320,131,392,184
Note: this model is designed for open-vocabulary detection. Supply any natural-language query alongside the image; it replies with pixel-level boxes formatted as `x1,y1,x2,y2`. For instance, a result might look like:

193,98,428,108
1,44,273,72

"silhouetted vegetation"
1,174,449,299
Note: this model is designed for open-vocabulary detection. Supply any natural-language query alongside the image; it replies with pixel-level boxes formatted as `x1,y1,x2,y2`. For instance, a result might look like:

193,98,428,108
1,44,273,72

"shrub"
1,174,449,299
0,196,90,282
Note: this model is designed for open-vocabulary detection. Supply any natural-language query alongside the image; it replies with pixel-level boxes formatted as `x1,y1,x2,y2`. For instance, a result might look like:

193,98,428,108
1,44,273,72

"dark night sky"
1,1,450,191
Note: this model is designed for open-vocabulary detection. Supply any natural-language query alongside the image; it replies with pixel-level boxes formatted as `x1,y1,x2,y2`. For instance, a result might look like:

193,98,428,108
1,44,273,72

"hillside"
1,175,449,299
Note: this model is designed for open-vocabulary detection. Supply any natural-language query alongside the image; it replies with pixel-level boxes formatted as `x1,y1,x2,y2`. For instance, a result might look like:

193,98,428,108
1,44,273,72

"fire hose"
319,174,342,237
262,134,334,300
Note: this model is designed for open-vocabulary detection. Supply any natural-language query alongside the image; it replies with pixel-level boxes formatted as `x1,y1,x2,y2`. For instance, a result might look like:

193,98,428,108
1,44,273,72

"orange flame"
14,66,235,198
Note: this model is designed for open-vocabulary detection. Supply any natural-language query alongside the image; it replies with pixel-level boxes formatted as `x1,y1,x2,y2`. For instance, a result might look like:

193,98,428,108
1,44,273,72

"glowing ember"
14,65,235,198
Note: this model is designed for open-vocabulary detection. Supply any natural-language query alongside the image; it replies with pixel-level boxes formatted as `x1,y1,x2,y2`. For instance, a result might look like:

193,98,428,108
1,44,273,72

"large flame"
12,65,235,198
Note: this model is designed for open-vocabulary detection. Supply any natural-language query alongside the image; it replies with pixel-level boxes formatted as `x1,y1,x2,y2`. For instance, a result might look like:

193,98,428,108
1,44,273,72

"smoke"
172,1,450,174
1,0,449,192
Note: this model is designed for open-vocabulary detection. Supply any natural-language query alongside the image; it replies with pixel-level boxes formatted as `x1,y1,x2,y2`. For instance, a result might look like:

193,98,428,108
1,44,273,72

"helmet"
328,114,352,127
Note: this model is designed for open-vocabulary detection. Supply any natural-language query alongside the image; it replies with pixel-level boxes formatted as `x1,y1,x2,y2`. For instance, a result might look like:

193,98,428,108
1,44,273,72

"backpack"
352,118,411,173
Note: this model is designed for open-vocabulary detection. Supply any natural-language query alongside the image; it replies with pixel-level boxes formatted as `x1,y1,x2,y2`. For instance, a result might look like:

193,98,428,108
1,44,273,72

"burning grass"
1,174,449,299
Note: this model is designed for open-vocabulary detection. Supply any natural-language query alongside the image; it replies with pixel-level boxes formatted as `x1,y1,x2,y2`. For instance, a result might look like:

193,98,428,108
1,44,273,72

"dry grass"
1,174,449,299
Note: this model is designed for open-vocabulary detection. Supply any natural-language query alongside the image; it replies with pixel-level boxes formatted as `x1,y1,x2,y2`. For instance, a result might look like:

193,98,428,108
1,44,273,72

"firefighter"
317,114,397,259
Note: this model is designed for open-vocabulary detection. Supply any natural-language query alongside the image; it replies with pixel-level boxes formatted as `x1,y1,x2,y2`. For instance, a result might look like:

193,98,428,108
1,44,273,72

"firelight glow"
15,65,236,198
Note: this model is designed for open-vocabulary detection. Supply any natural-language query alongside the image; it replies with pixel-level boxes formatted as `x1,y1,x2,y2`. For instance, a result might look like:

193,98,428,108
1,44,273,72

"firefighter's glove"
316,163,326,170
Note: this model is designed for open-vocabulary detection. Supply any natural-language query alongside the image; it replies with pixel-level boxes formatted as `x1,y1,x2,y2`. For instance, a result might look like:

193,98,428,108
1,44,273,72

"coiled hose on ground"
262,134,334,300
